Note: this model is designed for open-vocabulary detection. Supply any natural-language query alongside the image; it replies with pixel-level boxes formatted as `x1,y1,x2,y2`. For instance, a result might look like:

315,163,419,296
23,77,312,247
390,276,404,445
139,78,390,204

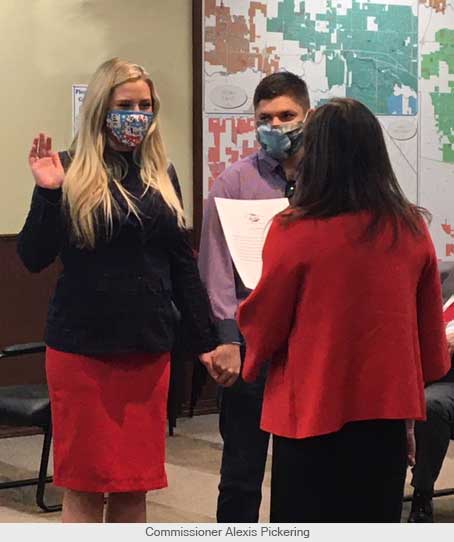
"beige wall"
0,0,193,234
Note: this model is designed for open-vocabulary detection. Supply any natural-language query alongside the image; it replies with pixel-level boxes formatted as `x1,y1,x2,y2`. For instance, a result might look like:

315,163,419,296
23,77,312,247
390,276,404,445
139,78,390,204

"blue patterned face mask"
256,120,305,161
106,110,154,148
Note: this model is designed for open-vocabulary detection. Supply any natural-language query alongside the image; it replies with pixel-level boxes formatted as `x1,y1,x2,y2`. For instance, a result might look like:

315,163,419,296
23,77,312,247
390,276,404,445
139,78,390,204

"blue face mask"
256,120,305,161
106,110,154,148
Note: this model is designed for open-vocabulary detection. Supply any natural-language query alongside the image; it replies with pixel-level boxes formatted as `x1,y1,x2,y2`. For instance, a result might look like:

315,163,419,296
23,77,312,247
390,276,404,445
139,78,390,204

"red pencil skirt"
46,346,170,493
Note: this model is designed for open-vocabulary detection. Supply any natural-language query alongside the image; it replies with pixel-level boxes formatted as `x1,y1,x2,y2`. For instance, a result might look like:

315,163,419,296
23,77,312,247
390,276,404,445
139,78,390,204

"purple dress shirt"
198,150,290,343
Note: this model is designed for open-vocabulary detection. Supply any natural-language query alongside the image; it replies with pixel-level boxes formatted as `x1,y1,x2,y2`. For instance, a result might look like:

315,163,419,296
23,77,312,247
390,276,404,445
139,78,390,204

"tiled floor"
0,414,453,522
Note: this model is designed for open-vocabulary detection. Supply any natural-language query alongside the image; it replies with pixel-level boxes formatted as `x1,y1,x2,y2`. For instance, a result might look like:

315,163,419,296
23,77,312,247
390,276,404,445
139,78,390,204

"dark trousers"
411,370,454,493
216,362,270,523
271,419,407,523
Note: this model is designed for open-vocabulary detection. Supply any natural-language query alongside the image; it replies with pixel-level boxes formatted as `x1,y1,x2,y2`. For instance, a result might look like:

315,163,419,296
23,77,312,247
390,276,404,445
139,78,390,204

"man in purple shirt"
198,73,312,522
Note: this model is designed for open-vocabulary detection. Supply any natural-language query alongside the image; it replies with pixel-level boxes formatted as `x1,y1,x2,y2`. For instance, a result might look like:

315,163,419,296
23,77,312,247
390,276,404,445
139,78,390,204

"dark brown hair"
282,98,429,239
253,72,310,111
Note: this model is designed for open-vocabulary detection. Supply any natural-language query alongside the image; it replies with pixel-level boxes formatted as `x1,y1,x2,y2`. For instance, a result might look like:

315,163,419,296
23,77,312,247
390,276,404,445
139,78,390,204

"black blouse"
17,151,218,356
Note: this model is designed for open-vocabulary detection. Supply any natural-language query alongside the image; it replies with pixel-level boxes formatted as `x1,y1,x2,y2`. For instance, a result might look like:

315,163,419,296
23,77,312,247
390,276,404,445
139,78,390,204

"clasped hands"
200,348,417,466
199,344,241,387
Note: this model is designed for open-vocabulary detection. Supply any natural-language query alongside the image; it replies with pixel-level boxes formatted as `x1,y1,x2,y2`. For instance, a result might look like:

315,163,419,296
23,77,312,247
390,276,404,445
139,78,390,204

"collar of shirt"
256,148,289,183
256,149,297,200
257,148,282,172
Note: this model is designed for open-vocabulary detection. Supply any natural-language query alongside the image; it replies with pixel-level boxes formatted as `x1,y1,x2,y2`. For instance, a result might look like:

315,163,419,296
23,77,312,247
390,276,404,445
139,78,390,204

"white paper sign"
215,197,289,290
72,84,88,136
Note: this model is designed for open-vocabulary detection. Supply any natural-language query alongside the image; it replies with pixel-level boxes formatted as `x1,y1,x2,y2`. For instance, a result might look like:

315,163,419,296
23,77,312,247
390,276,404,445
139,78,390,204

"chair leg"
403,488,454,502
36,425,61,513
432,488,454,498
189,361,197,418
168,416,175,437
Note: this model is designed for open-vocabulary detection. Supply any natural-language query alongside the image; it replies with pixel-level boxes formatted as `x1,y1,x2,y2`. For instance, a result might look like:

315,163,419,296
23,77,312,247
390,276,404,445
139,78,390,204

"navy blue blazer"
17,151,217,356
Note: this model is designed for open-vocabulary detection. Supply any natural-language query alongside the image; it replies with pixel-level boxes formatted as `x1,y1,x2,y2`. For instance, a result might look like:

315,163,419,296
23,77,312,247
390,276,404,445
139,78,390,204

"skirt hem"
52,474,168,494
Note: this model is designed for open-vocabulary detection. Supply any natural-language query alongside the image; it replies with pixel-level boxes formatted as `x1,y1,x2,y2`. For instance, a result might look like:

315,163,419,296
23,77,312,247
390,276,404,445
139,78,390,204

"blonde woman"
18,58,217,522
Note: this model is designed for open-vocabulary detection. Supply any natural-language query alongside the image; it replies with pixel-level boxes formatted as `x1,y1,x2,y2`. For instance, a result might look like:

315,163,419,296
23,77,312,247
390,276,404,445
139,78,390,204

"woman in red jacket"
237,98,450,523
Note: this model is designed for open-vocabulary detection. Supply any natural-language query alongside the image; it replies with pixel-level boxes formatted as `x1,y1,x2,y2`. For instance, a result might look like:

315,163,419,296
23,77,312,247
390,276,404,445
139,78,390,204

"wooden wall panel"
0,235,60,385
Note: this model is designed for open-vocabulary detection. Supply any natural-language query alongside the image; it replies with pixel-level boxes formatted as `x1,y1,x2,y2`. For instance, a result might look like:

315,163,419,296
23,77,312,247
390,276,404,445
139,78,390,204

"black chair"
403,261,454,503
0,342,61,512
0,338,184,514
403,437,454,503
403,483,454,503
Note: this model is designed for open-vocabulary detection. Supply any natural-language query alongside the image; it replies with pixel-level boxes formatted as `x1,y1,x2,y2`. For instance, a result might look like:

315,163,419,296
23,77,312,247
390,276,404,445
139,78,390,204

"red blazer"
238,212,450,439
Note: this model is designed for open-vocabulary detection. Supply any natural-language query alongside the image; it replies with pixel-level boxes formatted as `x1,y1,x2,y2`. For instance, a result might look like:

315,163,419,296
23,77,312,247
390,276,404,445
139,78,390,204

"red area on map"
207,117,259,190
442,221,454,238
205,0,279,75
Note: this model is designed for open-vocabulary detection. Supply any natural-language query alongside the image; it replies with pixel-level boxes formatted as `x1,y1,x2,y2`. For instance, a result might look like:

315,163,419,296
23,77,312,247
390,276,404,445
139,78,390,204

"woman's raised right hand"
29,133,64,189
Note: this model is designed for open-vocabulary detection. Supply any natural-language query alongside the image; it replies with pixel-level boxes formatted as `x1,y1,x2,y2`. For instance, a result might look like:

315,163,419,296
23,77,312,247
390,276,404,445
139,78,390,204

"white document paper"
214,197,289,290
72,84,88,137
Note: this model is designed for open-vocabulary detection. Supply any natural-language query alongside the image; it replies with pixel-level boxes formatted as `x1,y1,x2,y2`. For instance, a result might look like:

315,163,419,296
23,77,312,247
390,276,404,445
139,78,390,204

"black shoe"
407,490,434,522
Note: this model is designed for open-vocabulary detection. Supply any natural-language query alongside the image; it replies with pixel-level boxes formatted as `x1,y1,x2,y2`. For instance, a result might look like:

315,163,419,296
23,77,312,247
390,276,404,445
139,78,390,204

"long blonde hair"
63,57,185,249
